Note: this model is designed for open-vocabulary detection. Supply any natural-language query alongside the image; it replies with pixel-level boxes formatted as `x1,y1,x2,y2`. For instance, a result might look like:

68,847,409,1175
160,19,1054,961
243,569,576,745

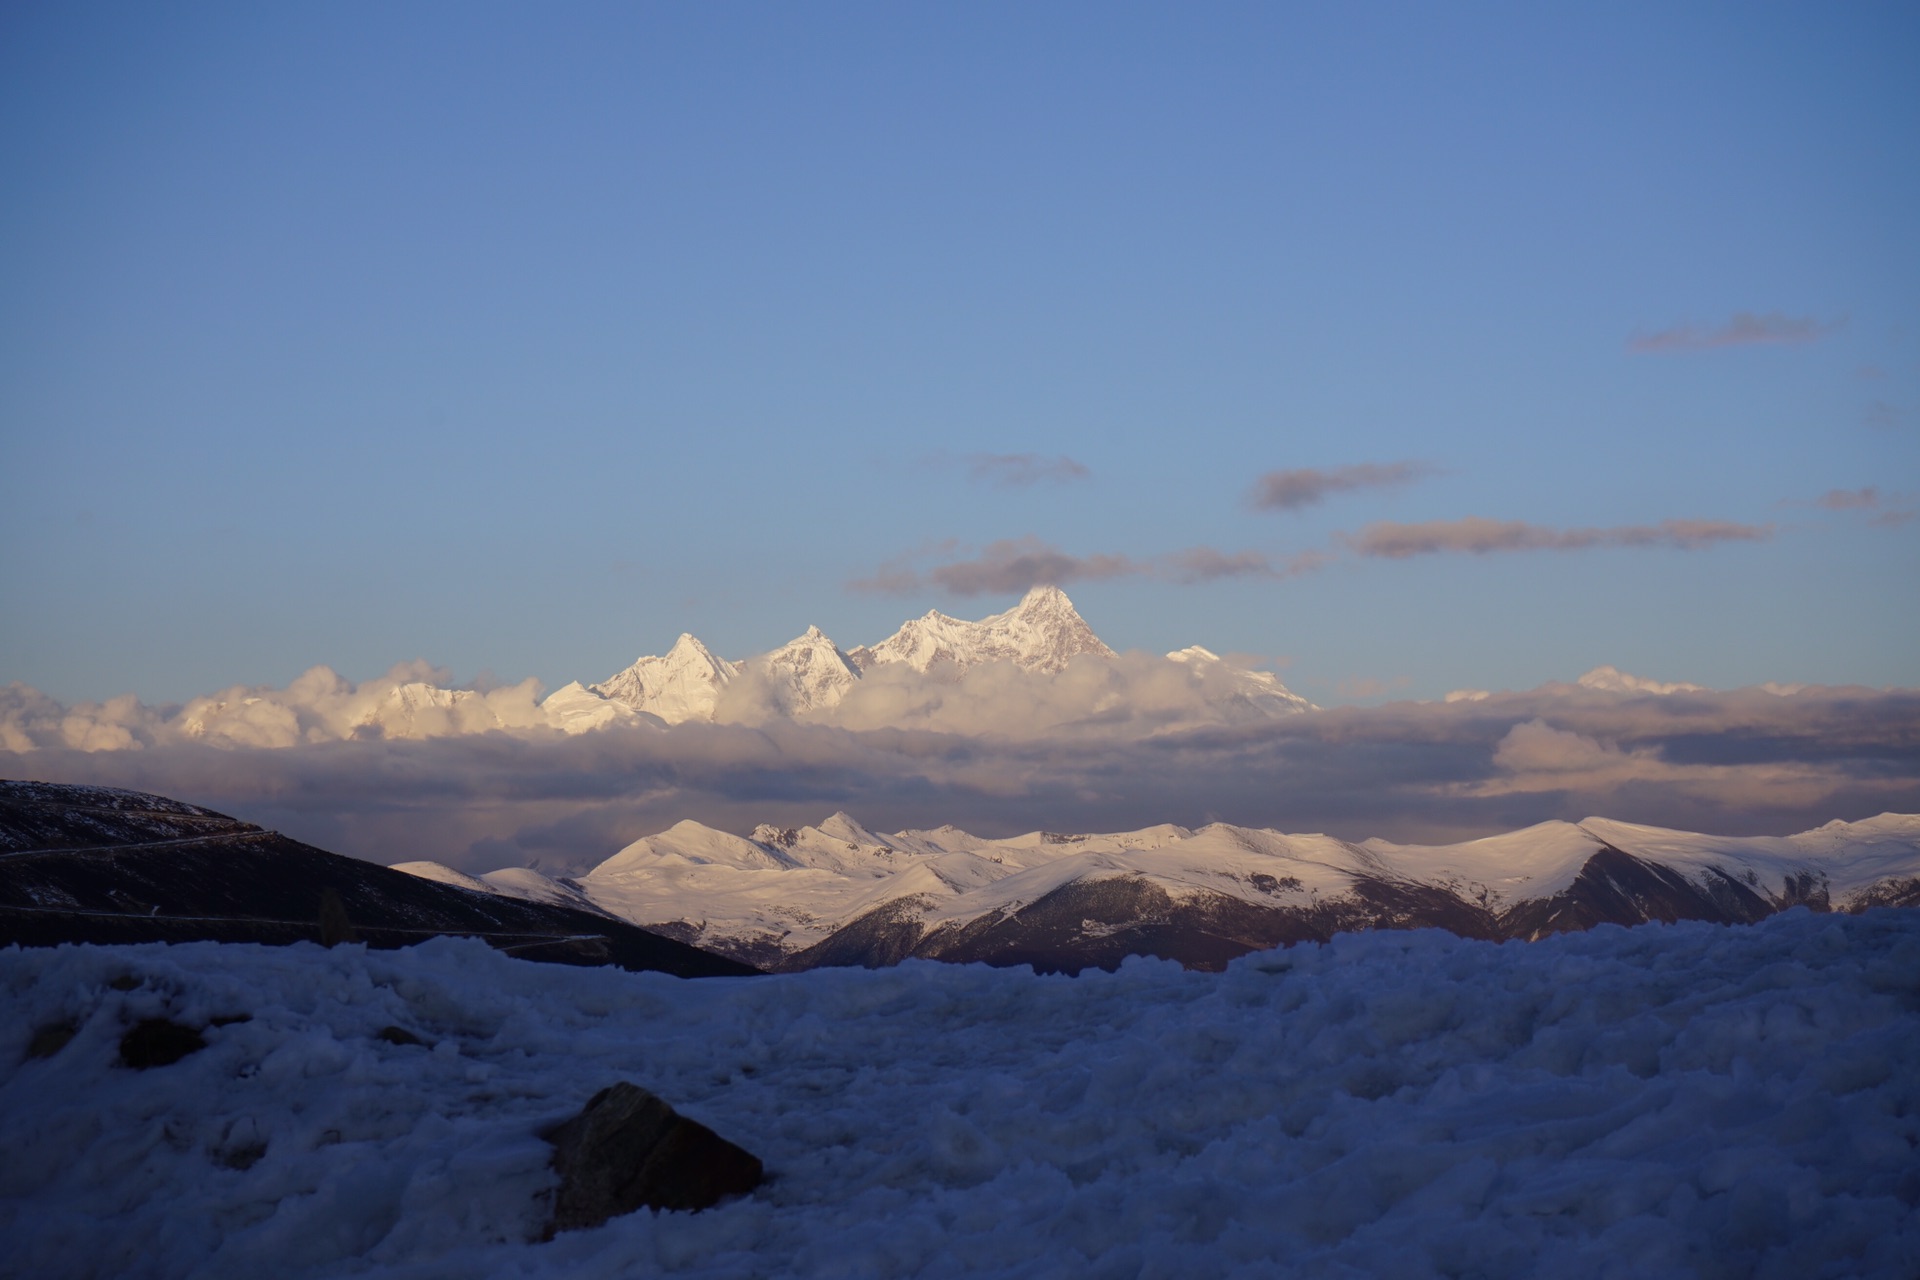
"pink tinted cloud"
927,539,1142,596
1628,312,1836,353
1815,487,1881,512
1344,516,1771,559
1249,461,1436,511
1863,401,1904,430
1161,546,1329,584
1804,487,1916,528
851,539,1331,596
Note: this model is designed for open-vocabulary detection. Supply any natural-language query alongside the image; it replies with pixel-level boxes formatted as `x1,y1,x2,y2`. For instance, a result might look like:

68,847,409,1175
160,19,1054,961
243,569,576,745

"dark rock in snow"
120,1018,206,1069
376,1025,428,1047
544,1082,763,1234
317,888,358,947
27,1021,77,1060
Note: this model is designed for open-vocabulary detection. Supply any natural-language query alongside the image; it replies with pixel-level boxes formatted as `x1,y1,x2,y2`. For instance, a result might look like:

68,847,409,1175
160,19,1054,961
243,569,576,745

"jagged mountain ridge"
845,585,1117,676
419,809,1920,973
574,585,1309,726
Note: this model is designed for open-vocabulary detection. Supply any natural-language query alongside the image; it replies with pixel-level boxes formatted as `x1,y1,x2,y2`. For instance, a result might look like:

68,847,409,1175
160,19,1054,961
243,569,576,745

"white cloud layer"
5,665,1916,877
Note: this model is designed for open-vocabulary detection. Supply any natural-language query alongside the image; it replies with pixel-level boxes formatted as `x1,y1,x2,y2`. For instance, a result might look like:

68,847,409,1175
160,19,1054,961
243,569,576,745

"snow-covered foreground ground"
4,911,1917,1279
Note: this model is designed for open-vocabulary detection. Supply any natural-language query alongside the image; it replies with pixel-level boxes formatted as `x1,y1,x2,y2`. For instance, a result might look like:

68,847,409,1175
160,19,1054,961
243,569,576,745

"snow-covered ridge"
408,809,1920,970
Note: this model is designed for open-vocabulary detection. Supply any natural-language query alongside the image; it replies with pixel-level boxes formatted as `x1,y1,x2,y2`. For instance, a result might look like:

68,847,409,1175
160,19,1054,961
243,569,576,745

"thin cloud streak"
1345,516,1771,559
938,452,1092,487
1784,487,1916,529
1249,461,1436,511
850,538,1328,596
1814,487,1882,512
1628,312,1837,353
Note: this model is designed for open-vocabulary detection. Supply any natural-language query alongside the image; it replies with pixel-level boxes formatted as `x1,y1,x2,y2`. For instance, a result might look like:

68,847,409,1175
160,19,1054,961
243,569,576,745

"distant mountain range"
111,585,1305,745
403,808,1920,973
9,777,1915,977
546,585,1312,729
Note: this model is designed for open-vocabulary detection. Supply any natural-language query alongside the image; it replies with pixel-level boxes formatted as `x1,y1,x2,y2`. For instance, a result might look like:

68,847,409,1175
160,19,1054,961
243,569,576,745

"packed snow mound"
5,912,1918,1277
848,584,1118,676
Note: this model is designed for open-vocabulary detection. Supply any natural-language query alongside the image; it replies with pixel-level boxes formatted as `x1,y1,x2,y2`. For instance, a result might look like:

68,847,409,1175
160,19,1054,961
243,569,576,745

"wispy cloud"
1814,487,1881,512
1249,461,1436,511
1161,546,1328,584
926,539,1141,596
1344,516,1771,559
934,452,1092,488
851,538,1328,596
1864,401,1904,430
1628,312,1837,353
1807,486,1917,528
1333,675,1412,700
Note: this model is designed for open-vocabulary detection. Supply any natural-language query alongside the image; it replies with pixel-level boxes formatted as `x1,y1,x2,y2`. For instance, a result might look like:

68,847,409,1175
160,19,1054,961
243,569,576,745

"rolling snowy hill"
416,809,1920,972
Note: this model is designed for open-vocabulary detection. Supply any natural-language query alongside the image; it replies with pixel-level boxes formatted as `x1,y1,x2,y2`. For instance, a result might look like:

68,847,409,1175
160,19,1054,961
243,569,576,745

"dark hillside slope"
0,780,756,978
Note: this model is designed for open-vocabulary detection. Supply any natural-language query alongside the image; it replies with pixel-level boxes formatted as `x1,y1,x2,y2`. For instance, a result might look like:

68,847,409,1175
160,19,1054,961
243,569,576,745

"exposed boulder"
543,1082,763,1235
119,1018,206,1069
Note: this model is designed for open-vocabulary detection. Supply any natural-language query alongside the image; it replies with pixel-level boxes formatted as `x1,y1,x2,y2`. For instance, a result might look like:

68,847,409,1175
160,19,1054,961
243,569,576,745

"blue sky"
4,2,1916,707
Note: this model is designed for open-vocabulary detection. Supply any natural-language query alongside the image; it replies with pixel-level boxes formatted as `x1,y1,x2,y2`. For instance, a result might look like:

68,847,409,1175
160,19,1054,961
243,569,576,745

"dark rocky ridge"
0,779,757,978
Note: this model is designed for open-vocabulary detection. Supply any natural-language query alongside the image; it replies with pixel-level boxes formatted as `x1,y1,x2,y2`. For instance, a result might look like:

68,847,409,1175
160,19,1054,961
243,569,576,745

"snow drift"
3,910,1917,1277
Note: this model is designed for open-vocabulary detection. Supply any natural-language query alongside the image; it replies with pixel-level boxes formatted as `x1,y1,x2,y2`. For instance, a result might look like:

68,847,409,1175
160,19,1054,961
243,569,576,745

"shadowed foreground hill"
0,780,756,978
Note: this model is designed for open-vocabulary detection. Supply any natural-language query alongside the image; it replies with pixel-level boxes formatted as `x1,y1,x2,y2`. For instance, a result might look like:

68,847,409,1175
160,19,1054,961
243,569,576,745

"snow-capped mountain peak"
747,626,861,715
591,632,737,724
1165,645,1315,714
545,588,1304,728
849,584,1118,676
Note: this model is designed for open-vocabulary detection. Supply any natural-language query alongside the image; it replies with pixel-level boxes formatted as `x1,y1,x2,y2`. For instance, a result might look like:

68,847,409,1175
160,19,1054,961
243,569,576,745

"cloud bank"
1629,312,1837,353
1249,462,1436,511
6,666,1915,877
